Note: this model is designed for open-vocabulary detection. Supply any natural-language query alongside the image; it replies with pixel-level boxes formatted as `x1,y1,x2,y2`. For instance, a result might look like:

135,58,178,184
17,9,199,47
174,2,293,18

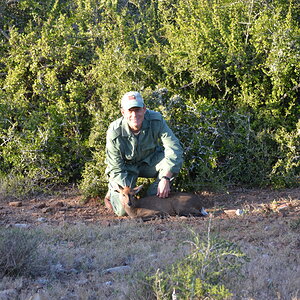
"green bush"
147,228,248,299
0,0,299,198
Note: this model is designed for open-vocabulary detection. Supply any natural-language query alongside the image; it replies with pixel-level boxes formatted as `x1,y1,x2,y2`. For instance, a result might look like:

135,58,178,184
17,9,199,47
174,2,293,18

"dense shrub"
0,0,299,198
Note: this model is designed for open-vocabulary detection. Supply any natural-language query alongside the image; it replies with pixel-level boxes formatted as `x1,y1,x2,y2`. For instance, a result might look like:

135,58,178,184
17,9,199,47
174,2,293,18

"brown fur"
116,185,207,219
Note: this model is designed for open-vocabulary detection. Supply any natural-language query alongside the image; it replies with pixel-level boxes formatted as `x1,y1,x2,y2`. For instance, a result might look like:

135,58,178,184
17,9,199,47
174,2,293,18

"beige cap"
121,91,144,110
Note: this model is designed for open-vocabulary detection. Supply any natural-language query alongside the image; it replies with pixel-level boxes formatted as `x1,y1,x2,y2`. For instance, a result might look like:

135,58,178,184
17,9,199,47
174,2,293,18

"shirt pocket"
142,142,157,152
121,139,136,163
140,133,157,151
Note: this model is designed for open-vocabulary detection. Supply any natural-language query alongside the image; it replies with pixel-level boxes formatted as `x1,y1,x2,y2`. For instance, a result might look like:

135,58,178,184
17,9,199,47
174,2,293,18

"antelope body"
116,185,208,219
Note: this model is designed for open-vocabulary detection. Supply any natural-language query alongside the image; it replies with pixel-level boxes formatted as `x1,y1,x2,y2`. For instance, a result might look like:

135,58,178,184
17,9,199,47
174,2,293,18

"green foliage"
270,120,300,187
145,89,296,191
0,0,94,196
147,227,248,299
0,0,299,198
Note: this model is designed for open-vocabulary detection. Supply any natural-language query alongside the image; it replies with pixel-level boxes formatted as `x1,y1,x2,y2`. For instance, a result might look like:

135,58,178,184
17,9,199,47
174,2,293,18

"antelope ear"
112,182,124,193
133,184,143,195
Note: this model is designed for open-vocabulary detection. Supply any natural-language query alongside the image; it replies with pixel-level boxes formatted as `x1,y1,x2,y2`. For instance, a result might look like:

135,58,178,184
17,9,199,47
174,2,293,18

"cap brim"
122,101,144,110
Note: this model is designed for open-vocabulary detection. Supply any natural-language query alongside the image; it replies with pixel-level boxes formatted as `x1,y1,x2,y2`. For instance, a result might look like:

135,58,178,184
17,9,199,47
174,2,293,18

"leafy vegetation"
0,0,299,198
148,227,248,299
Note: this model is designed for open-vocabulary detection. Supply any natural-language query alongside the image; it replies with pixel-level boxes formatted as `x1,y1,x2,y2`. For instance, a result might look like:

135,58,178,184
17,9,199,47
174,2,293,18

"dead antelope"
115,185,208,219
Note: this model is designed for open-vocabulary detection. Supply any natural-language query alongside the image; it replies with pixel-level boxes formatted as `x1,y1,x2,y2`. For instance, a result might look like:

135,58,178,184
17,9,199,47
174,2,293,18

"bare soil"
0,187,299,226
0,187,299,299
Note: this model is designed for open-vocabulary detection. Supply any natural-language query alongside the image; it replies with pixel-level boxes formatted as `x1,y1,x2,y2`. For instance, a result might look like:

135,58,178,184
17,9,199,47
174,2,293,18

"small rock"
37,217,47,222
103,265,131,274
235,209,244,216
14,223,30,228
9,201,22,207
77,279,89,285
201,207,209,216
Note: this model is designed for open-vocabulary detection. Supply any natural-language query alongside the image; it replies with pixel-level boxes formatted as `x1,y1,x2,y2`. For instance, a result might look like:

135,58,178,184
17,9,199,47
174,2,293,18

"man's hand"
157,177,171,198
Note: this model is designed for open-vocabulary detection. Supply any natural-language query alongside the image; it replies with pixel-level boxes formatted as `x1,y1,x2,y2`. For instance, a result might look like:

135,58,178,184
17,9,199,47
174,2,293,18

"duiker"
115,185,208,219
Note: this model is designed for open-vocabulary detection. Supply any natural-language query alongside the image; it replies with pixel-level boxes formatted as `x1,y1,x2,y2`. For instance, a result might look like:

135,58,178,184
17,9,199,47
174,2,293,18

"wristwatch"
161,176,171,181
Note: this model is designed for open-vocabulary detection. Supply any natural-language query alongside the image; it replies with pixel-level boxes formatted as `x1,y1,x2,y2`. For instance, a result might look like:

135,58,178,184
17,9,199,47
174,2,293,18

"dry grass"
0,189,299,300
222,215,300,300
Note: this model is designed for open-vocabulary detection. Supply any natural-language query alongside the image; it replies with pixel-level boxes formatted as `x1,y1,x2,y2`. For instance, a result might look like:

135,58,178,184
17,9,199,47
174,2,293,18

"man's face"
121,106,146,132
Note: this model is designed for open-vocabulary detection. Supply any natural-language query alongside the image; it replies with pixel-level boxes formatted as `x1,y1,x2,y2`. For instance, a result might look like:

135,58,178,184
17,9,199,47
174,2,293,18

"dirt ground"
0,187,299,300
1,187,299,226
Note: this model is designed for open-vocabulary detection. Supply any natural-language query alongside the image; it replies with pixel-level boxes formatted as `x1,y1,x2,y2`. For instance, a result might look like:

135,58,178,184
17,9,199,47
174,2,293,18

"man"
105,91,183,216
